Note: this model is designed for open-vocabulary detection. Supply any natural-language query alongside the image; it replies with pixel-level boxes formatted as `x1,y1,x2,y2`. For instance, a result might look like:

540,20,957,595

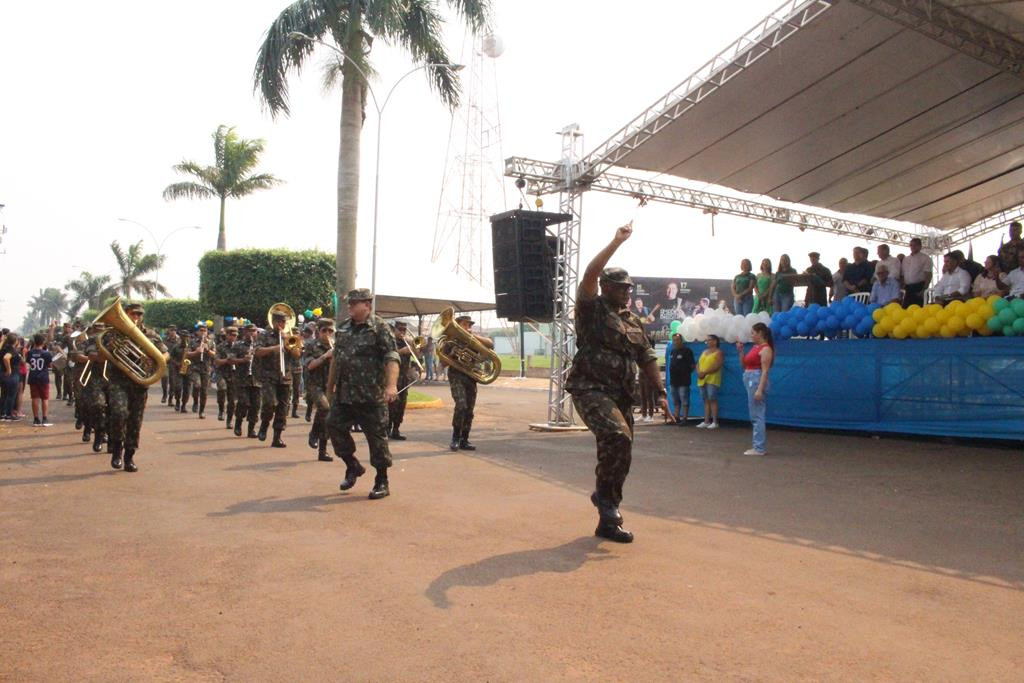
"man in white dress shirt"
932,253,971,303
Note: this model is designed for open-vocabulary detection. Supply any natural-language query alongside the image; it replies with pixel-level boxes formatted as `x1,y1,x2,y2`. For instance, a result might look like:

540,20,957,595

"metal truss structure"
849,0,1024,76
947,202,1024,247
546,126,585,427
578,0,835,183
506,156,938,247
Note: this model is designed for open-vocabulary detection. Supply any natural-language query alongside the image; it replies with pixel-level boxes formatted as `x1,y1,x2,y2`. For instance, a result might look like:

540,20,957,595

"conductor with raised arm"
567,222,670,543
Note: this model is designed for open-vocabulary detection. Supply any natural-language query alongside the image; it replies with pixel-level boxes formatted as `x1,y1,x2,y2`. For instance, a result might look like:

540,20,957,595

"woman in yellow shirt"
696,335,724,429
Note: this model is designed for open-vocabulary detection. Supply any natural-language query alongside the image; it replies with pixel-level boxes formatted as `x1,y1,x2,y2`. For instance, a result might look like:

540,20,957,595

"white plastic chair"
848,292,870,304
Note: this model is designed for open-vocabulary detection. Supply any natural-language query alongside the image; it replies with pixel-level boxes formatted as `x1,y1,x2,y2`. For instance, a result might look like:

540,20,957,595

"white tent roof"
582,0,1024,232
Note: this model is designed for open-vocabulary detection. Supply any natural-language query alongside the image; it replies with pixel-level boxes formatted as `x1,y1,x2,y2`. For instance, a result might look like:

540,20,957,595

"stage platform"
675,338,1024,442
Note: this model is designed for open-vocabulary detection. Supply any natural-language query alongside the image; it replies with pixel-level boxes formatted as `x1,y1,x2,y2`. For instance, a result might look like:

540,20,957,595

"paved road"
2,382,1022,680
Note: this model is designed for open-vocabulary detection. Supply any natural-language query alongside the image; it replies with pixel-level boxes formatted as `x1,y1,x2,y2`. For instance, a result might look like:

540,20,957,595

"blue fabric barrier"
666,338,1024,441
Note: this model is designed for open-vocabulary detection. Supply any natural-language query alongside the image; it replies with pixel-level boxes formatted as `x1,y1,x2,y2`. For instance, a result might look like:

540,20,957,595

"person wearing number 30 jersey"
26,325,56,426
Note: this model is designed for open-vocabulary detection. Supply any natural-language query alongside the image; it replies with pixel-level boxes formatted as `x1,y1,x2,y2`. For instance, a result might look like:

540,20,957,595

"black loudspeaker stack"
489,209,572,323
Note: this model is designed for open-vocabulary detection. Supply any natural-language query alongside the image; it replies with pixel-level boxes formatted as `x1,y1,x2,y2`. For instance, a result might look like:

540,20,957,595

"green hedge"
143,299,211,330
199,249,335,323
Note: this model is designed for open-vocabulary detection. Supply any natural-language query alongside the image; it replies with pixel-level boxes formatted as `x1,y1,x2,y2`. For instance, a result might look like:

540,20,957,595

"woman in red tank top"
735,323,774,455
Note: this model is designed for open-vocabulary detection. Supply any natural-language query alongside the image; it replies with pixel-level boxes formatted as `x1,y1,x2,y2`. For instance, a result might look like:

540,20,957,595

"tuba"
92,297,167,386
267,303,302,377
431,308,501,384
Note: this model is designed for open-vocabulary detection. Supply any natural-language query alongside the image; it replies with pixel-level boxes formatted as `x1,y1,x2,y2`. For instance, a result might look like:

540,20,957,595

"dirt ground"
1,380,1022,681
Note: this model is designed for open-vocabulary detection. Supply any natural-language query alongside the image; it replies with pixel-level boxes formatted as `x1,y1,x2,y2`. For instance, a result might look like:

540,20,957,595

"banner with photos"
628,276,732,342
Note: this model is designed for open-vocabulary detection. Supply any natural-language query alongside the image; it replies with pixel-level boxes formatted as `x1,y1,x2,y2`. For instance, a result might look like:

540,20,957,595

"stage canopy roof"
374,294,494,318
581,0,1024,235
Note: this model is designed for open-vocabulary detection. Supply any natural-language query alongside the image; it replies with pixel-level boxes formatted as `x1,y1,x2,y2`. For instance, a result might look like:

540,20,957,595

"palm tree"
66,271,117,311
110,241,168,299
163,125,282,251
254,0,489,306
27,288,68,325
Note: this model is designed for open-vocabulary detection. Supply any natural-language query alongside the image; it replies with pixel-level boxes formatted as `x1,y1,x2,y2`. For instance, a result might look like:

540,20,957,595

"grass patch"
498,354,551,370
407,389,436,404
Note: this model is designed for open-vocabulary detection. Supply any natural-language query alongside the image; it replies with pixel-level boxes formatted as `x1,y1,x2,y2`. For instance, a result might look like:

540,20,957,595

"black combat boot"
595,523,634,543
291,406,299,419
304,405,312,422
339,456,366,491
75,416,83,430
458,429,476,451
390,427,407,441
82,425,92,442
257,421,269,441
368,468,390,500
271,430,286,448
92,429,106,453
226,409,234,429
192,402,198,413
449,429,460,452
234,419,243,437
246,422,258,439
217,409,224,421
590,490,624,527
123,448,138,473
317,438,332,462
110,441,123,470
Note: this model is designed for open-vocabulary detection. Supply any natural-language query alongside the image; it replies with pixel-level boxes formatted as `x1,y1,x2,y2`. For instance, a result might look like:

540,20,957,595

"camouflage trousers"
291,372,302,411
217,376,237,422
259,380,291,431
53,370,64,402
235,384,261,427
307,385,330,442
160,374,168,400
571,390,635,506
81,379,108,433
63,366,75,400
107,381,149,451
326,400,392,470
188,370,210,413
71,368,85,420
388,381,409,432
448,370,477,436
167,365,182,406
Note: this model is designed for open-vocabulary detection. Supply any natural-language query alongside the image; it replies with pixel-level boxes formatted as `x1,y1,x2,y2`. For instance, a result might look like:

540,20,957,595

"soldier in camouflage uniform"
57,322,76,403
232,323,261,438
326,288,400,499
254,312,300,447
301,319,335,461
290,326,311,419
567,223,670,544
80,323,111,452
67,327,89,429
388,321,414,441
102,302,169,472
445,315,493,451
163,327,182,410
214,326,239,429
174,329,193,412
185,325,214,418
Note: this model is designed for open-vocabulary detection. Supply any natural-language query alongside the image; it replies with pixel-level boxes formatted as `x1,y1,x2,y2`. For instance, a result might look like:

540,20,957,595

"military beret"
243,323,257,330
599,267,633,286
271,311,287,321
347,288,373,303
394,321,408,330
123,302,145,313
224,326,238,334
316,319,334,331
455,315,474,326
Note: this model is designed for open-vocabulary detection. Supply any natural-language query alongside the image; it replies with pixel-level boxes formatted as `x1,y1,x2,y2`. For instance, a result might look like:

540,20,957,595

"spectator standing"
1,333,24,421
736,323,774,456
998,221,1023,273
932,253,971,303
424,336,435,381
973,255,1009,298
902,237,934,306
731,259,755,315
803,252,832,306
843,247,874,294
831,257,849,302
26,326,56,426
752,258,774,314
951,249,983,282
667,333,695,425
696,335,723,430
771,254,797,313
874,244,902,283
1001,250,1024,297
869,265,901,305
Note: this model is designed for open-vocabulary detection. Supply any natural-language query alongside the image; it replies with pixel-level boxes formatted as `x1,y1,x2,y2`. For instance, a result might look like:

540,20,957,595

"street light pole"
117,219,202,296
288,32,462,312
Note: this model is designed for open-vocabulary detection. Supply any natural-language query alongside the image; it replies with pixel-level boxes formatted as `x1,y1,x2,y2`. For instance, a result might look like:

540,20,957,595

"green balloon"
1004,325,1018,337
987,316,1003,332
999,308,1016,325
1012,299,1024,317
1014,318,1024,334
670,320,682,334
993,297,1009,312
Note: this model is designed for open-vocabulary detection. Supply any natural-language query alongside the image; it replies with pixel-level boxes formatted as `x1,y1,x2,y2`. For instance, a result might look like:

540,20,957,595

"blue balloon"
815,320,828,334
825,315,840,332
842,315,856,329
781,325,794,339
796,321,811,336
807,303,821,313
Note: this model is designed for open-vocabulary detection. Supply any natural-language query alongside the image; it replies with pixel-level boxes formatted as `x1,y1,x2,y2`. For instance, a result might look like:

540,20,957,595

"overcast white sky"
0,0,1009,327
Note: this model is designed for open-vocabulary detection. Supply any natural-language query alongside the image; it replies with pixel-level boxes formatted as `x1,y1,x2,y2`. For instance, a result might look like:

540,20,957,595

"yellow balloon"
872,323,887,338
878,319,894,335
965,313,983,330
936,309,951,324
891,309,907,324
206,319,214,327
914,328,931,339
978,304,994,320
923,318,940,334
947,300,964,313
892,327,909,340
925,303,943,314
939,325,955,338
884,302,902,315
912,309,928,324
872,308,886,322
987,294,1003,306
313,307,323,317
979,325,994,336
947,316,965,333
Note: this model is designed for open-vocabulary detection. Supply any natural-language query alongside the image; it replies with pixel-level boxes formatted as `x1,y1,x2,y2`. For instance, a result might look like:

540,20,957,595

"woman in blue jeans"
735,323,774,456
1,333,24,420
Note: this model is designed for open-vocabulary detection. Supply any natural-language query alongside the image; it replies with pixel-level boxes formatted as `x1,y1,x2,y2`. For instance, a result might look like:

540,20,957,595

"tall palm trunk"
217,196,227,251
336,2,364,320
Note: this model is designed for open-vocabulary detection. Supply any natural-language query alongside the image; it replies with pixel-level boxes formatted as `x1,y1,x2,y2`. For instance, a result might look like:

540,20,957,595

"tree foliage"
143,299,211,331
66,271,117,312
198,249,335,323
26,287,68,325
110,240,168,299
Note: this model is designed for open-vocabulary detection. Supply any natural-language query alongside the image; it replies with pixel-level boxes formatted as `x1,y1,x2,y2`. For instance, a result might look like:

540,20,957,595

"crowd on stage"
730,221,1024,315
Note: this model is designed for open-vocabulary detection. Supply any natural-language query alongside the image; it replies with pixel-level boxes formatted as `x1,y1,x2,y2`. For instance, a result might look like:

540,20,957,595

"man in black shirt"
668,333,695,424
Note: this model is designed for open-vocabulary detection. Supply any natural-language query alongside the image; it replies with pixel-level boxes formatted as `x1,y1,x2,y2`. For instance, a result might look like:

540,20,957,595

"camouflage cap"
316,319,334,331
394,321,408,330
271,311,287,321
455,315,474,326
347,288,373,303
243,323,257,330
123,302,145,313
599,267,633,286
166,325,177,331
224,326,238,334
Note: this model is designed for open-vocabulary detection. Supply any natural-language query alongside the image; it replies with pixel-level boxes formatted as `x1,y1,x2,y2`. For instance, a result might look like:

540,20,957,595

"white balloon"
481,34,505,58
745,312,759,325
682,318,696,343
